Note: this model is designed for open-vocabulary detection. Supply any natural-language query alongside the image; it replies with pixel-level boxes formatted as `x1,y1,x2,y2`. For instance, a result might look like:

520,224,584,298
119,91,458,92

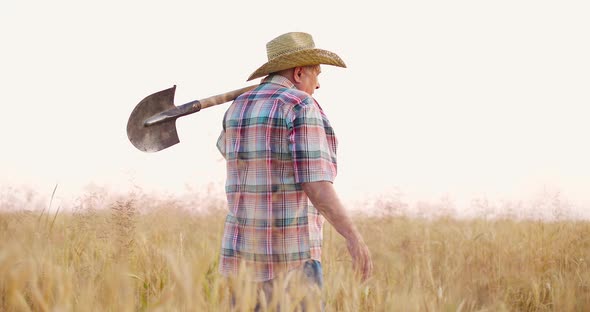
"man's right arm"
301,181,373,281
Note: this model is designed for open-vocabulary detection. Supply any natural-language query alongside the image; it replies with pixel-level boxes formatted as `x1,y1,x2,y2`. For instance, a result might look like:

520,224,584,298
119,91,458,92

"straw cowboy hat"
247,32,346,81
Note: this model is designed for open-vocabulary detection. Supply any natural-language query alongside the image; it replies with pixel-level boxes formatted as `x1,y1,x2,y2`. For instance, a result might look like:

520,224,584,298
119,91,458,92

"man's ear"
293,67,304,83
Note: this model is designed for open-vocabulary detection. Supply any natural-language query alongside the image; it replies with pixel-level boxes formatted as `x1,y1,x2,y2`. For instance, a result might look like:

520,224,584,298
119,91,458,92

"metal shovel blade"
127,84,257,153
126,86,180,152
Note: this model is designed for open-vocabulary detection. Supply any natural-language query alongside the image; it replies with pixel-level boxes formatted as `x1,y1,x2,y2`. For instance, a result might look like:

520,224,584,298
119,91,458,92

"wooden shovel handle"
143,84,258,127
198,84,258,109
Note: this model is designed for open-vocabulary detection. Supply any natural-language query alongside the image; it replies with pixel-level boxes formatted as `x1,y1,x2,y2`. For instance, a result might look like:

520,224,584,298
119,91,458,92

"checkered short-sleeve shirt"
216,74,338,281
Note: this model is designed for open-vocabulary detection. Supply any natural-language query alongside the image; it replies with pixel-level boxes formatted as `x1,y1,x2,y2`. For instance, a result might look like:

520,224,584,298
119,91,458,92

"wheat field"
1,190,589,311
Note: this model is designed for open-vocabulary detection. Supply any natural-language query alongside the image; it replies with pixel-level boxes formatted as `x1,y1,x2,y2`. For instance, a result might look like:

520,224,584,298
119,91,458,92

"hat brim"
247,48,346,81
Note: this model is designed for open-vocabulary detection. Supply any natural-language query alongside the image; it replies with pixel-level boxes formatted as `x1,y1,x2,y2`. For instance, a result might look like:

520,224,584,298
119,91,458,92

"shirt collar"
261,74,296,89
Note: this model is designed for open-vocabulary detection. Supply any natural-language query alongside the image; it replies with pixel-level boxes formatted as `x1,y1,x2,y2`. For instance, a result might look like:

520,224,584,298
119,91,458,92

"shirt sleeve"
216,113,227,158
290,100,337,184
216,130,226,158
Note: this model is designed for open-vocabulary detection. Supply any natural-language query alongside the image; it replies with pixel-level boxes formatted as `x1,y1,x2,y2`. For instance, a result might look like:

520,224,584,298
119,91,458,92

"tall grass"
0,192,589,311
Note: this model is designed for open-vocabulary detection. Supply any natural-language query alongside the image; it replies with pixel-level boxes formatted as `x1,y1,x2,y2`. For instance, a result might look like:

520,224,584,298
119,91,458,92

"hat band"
268,45,315,61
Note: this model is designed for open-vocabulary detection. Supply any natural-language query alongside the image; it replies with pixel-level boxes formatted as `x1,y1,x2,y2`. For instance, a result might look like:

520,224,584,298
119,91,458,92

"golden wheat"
1,193,589,311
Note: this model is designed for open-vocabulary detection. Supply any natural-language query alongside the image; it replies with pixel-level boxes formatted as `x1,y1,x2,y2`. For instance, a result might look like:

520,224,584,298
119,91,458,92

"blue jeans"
301,259,323,288
253,260,324,311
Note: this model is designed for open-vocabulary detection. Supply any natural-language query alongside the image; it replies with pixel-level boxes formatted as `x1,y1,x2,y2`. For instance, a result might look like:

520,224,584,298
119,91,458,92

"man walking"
216,32,372,309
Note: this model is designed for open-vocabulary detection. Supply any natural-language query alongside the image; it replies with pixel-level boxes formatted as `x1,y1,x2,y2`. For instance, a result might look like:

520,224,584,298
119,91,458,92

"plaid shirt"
216,74,338,281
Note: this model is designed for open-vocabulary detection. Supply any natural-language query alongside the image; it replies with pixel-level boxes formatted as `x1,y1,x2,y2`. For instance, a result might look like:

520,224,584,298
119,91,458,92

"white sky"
1,1,589,212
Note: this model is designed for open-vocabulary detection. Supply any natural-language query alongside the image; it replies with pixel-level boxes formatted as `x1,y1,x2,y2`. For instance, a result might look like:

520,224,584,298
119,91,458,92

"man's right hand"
346,236,373,281
301,181,374,281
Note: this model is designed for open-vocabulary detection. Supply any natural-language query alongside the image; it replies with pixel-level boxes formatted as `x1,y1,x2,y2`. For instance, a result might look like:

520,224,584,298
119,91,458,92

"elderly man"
216,32,372,308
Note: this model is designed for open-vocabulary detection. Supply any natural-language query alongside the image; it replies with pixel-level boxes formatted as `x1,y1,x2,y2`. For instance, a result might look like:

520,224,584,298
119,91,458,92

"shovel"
127,84,256,152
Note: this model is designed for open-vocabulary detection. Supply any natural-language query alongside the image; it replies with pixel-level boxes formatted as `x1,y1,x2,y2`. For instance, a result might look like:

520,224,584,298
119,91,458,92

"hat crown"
266,32,316,61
